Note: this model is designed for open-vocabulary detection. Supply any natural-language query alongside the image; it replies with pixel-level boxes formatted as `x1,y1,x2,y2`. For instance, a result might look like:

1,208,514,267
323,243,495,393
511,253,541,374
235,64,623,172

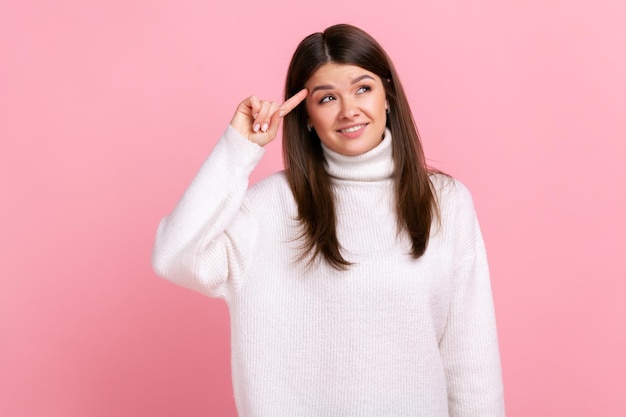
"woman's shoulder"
248,171,290,194
243,171,296,213
429,172,476,214
429,172,471,198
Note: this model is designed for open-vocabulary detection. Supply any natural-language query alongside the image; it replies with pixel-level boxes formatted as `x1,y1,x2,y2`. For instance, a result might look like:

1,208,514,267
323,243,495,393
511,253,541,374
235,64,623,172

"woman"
153,23,505,416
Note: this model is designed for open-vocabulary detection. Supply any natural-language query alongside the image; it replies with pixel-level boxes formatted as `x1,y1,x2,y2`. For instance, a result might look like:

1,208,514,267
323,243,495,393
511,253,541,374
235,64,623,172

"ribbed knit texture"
152,125,505,417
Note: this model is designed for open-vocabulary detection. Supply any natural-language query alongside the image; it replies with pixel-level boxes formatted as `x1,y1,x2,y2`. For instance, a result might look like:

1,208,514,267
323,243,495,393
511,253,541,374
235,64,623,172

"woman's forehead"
306,63,379,87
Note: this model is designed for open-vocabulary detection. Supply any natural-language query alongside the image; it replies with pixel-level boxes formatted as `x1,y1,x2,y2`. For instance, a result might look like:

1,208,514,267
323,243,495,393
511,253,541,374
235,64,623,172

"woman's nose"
339,98,359,119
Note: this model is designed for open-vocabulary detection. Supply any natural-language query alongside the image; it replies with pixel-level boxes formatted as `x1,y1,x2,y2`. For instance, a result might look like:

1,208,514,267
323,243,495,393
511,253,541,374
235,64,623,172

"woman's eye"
319,95,335,104
357,86,371,94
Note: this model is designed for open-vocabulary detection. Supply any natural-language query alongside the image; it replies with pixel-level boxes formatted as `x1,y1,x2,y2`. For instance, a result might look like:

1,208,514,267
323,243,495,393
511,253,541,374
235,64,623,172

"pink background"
2,1,625,416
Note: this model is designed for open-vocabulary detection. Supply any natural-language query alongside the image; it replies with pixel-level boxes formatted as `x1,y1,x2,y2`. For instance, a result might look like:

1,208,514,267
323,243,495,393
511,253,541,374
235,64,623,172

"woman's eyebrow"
310,75,375,95
351,74,374,84
310,84,334,95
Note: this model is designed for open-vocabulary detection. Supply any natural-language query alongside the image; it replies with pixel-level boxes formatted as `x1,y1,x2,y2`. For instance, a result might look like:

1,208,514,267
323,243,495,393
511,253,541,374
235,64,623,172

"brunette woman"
153,23,505,417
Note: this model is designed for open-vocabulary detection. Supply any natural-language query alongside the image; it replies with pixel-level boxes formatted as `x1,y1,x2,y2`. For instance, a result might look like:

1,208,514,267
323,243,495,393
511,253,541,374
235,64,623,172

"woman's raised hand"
229,89,308,147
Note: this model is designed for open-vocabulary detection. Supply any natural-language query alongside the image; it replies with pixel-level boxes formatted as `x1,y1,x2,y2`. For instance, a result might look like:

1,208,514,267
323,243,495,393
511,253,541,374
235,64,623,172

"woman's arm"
439,182,506,416
151,126,265,297
151,90,308,297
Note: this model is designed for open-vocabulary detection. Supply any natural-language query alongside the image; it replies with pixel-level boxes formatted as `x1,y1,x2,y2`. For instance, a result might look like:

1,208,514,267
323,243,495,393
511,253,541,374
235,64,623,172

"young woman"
153,24,505,417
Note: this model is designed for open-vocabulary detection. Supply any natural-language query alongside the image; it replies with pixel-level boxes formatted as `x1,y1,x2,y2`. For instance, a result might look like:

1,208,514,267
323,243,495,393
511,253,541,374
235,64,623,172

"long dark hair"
283,24,438,270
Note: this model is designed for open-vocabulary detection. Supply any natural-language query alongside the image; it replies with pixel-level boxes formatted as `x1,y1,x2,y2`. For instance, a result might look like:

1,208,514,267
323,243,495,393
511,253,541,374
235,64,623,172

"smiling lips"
338,123,367,134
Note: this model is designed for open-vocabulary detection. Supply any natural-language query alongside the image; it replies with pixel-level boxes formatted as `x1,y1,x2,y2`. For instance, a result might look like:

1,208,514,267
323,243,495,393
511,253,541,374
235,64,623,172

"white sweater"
152,126,505,417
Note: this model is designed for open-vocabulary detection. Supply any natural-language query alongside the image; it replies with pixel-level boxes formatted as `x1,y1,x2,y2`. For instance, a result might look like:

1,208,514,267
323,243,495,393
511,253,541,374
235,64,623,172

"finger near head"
279,88,308,116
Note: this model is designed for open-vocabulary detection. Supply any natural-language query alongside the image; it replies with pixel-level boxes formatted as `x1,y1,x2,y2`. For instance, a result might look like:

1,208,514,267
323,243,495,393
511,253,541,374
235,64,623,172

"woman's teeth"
340,124,365,133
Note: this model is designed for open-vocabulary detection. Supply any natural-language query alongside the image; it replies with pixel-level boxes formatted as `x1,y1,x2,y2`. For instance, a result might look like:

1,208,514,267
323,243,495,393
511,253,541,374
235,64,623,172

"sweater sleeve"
151,125,264,298
439,182,506,417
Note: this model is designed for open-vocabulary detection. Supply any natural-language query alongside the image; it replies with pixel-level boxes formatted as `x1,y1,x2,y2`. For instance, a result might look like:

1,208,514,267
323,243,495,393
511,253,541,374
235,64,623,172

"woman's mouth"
338,124,367,133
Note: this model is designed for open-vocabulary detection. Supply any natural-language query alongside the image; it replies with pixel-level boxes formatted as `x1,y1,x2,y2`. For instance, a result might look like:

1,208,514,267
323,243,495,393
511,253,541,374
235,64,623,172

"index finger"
278,88,308,117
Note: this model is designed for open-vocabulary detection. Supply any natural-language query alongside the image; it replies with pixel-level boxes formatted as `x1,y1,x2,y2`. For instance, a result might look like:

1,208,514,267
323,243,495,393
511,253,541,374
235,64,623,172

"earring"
307,124,312,132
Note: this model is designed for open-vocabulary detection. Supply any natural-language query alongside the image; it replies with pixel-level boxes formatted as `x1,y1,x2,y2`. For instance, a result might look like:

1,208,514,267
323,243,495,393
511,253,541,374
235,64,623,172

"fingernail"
253,124,260,132
261,123,269,132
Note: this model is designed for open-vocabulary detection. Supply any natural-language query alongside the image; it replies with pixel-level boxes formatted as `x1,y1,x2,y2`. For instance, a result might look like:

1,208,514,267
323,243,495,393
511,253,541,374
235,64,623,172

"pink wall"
2,1,624,416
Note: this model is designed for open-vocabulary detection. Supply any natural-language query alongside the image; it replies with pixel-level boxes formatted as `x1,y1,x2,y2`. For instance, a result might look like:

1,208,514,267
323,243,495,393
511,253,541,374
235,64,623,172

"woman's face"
305,63,388,156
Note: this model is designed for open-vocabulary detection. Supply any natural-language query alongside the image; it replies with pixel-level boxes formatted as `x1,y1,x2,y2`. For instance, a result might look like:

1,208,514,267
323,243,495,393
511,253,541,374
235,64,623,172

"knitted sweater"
152,125,505,417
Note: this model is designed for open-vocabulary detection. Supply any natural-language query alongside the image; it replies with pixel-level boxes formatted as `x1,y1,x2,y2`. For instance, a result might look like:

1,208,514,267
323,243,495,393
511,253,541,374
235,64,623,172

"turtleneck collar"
320,128,394,182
